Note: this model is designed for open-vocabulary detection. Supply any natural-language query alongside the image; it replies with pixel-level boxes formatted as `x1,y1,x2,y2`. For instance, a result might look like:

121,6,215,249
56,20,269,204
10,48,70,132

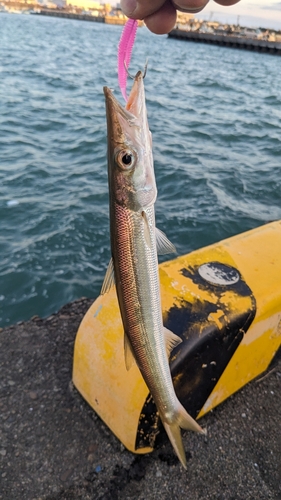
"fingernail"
120,0,137,16
173,1,209,13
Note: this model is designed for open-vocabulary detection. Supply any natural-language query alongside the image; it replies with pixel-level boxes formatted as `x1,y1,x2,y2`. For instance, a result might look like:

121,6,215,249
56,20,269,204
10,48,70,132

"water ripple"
0,14,280,325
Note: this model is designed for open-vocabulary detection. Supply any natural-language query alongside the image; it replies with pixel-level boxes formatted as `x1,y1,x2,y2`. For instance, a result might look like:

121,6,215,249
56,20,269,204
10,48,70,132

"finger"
120,0,166,19
172,0,209,13
144,1,177,35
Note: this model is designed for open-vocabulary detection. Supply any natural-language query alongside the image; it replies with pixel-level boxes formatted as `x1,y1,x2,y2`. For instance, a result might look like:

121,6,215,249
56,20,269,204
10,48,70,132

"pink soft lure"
118,19,138,102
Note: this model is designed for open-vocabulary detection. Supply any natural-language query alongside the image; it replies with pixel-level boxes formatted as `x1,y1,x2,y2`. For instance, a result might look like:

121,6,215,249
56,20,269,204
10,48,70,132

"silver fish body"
102,72,204,467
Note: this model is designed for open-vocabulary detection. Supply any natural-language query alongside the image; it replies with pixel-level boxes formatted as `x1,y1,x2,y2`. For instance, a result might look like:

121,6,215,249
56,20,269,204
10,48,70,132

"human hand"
120,1,241,35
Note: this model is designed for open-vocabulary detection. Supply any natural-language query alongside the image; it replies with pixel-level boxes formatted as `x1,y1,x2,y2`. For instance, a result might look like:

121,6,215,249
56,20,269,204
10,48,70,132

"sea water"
0,13,280,326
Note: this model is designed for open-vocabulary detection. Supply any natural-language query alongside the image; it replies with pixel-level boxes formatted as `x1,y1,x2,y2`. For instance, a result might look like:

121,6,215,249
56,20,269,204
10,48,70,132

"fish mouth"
125,70,144,117
103,70,145,125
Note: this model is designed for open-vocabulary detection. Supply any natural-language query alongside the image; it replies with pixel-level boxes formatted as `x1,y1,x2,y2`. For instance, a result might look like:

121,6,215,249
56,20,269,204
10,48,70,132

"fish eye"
115,148,137,170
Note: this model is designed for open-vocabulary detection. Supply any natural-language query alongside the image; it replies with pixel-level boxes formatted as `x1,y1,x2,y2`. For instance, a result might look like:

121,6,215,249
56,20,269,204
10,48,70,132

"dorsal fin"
163,327,182,358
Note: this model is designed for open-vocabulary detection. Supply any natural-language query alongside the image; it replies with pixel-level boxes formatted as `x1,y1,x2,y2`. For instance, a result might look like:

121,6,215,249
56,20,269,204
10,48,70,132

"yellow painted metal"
73,220,281,453
73,290,152,453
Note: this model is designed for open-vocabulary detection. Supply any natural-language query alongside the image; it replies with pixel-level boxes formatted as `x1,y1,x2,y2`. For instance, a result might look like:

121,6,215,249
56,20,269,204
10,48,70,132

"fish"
102,71,205,468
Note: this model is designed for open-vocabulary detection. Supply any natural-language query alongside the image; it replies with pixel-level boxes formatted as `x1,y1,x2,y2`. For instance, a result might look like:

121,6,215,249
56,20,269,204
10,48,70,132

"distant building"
1,0,42,11
49,0,66,7
65,0,102,10
176,12,193,24
43,0,57,7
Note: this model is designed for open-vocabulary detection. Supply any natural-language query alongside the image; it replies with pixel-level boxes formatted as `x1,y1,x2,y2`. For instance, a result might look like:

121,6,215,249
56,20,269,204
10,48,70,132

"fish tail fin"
163,421,188,469
162,403,206,469
177,401,206,435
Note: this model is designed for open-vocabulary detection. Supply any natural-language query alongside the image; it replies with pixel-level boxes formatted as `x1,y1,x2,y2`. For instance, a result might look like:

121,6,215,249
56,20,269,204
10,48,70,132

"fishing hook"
124,59,148,79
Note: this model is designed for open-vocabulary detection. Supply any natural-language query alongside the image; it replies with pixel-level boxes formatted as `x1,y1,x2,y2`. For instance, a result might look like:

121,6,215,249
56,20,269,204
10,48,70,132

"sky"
198,0,281,30
109,1,281,31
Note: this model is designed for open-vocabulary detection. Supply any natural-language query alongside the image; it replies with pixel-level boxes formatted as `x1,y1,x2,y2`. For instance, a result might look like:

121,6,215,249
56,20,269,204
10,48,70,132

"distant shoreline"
0,9,143,26
168,28,281,56
33,9,106,23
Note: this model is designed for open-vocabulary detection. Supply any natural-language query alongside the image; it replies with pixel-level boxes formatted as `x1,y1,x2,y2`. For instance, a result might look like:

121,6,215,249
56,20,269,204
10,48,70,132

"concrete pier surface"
0,297,280,500
168,29,281,55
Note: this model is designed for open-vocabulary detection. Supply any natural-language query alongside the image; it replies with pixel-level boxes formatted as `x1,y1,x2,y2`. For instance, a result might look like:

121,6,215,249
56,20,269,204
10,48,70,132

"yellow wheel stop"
73,221,281,453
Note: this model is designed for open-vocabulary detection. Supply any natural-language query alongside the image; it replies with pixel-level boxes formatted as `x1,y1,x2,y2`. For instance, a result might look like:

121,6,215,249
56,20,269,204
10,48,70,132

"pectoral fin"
100,258,115,295
156,228,176,255
163,327,182,358
141,210,152,249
